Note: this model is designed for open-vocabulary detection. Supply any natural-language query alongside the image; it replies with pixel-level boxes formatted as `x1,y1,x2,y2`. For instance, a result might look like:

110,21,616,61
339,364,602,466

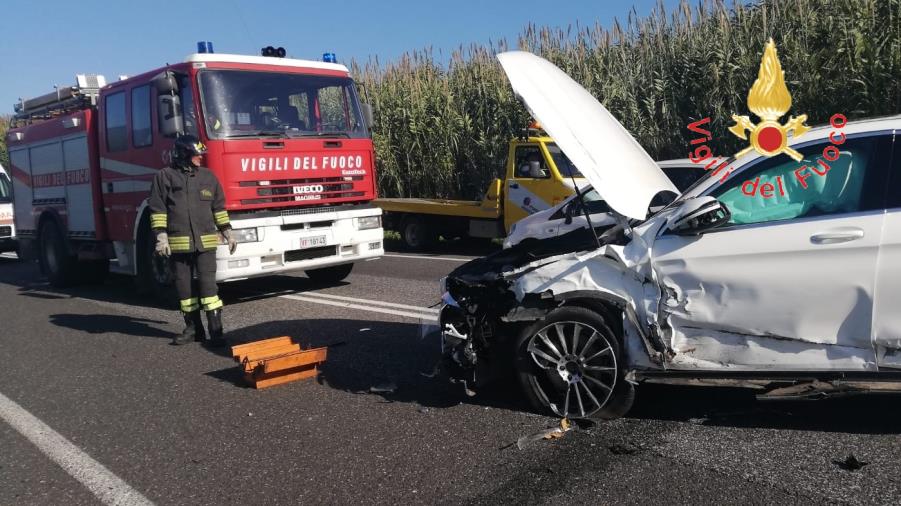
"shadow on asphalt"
48,313,175,339
5,262,350,312
384,236,501,257
203,317,526,411
7,253,901,433
204,316,901,433
628,384,901,434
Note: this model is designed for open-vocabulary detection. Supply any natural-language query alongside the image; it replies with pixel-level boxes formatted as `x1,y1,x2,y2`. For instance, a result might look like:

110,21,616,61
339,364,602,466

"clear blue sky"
0,0,682,115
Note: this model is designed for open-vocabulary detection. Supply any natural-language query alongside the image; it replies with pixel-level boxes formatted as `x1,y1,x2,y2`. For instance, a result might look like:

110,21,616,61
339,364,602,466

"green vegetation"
354,0,901,200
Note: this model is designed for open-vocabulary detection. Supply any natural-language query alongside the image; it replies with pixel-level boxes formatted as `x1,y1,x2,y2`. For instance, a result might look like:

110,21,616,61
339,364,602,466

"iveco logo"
293,184,324,194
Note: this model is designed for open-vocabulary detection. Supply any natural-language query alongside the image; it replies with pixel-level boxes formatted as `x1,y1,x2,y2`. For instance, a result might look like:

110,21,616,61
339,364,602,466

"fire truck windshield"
198,70,368,140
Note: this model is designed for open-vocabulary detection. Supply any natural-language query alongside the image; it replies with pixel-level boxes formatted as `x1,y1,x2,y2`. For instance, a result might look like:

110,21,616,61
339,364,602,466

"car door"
872,130,900,368
651,133,893,371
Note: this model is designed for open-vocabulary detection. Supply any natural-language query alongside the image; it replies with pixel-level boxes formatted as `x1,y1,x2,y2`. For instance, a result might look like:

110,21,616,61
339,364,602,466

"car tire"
514,306,634,419
38,220,77,287
402,215,437,251
305,263,353,283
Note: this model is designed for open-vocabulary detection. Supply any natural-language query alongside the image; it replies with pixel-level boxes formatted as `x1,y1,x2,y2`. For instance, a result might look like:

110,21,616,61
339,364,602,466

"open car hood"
497,51,678,220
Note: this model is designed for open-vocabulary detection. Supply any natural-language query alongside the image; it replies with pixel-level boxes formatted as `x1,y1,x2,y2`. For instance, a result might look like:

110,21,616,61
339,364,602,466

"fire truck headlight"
356,216,381,230
222,227,259,244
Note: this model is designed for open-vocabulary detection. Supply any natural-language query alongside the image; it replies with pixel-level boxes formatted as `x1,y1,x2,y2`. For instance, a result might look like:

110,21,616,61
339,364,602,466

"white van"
0,164,17,255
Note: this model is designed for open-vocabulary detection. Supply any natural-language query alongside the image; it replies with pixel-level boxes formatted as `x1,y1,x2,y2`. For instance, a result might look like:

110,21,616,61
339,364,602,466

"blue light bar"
323,52,337,63
197,41,214,54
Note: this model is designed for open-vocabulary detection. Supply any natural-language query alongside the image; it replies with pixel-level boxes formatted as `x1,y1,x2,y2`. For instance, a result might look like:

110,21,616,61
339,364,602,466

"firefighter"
148,134,237,346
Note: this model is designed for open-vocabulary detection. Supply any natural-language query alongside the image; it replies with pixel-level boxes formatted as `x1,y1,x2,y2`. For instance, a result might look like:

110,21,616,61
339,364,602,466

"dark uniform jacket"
148,166,231,253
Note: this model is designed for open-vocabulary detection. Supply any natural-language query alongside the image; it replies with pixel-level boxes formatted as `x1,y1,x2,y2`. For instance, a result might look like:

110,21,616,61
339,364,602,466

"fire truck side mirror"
152,71,179,94
361,103,374,130
158,94,184,138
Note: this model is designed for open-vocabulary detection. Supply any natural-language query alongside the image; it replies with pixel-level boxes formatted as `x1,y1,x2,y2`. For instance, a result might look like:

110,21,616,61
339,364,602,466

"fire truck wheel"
82,259,110,283
305,263,353,283
38,221,77,287
402,215,438,251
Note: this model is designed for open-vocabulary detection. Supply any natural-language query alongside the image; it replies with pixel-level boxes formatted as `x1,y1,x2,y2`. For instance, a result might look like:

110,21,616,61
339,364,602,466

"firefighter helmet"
172,134,207,168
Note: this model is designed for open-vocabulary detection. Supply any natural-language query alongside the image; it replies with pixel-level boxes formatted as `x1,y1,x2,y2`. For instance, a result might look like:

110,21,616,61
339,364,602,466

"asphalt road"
1,248,900,505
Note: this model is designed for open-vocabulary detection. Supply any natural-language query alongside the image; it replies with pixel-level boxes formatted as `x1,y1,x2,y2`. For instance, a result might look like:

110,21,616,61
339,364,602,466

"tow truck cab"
0,165,15,253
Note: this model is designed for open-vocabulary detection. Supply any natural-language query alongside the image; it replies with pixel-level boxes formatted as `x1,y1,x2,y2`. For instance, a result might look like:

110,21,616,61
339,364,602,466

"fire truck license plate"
299,235,327,249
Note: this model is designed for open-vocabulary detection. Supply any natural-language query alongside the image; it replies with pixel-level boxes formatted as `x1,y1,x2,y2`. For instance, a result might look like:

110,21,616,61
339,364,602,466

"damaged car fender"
502,247,669,369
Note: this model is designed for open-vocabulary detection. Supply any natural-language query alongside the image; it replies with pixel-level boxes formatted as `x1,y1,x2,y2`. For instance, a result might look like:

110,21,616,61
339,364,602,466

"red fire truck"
6,48,384,294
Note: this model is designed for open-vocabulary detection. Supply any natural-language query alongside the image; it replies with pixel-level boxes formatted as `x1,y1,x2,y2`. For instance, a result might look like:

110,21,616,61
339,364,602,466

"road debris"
369,382,398,394
833,454,869,471
516,418,573,450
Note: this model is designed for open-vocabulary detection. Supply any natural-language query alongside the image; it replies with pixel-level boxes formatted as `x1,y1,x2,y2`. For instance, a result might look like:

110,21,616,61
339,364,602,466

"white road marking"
282,294,439,321
299,291,441,314
0,252,17,259
383,253,473,262
0,390,154,506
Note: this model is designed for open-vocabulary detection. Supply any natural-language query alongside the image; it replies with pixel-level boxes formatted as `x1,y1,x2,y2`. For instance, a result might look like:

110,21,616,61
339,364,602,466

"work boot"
172,311,202,345
192,311,207,342
205,309,226,347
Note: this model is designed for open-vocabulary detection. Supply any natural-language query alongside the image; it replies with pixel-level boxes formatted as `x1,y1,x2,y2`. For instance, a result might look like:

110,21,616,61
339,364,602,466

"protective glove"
221,229,237,255
155,232,171,257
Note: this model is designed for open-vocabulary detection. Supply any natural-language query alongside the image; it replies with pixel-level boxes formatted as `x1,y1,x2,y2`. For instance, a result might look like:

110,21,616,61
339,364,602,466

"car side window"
514,145,549,179
710,135,889,226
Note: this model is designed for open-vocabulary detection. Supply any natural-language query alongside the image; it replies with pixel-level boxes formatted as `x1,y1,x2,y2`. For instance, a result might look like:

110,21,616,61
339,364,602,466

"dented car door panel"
651,133,893,371
872,131,901,368
652,215,882,370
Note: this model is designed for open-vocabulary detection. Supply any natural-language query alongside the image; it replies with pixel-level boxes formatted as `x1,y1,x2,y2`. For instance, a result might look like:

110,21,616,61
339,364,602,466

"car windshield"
198,70,367,139
547,143,583,178
0,173,11,202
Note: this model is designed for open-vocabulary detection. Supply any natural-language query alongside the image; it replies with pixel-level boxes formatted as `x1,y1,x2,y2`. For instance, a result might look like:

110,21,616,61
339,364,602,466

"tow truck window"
131,85,152,148
547,143,582,178
198,70,367,139
515,145,549,179
0,173,11,202
105,92,127,152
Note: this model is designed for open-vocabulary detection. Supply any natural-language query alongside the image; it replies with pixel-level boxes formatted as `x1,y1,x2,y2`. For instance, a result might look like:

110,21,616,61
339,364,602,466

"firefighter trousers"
172,250,222,314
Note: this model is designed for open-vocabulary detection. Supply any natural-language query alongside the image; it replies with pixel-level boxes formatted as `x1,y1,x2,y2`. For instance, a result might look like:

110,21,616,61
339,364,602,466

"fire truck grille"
238,176,363,187
256,183,354,196
0,226,10,238
241,192,366,205
279,207,337,217
284,245,337,262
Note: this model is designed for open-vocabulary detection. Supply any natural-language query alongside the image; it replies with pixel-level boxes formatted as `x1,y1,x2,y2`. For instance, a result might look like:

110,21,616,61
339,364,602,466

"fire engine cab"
6,47,384,293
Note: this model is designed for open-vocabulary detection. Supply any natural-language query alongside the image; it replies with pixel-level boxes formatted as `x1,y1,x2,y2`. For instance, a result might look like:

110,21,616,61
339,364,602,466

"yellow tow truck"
376,132,584,250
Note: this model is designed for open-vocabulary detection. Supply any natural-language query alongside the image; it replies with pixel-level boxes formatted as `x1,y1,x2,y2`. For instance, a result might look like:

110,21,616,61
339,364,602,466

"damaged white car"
439,51,901,419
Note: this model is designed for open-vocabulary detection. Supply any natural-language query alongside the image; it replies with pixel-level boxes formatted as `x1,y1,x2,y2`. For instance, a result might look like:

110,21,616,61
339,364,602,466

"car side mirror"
563,201,579,225
668,196,730,236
